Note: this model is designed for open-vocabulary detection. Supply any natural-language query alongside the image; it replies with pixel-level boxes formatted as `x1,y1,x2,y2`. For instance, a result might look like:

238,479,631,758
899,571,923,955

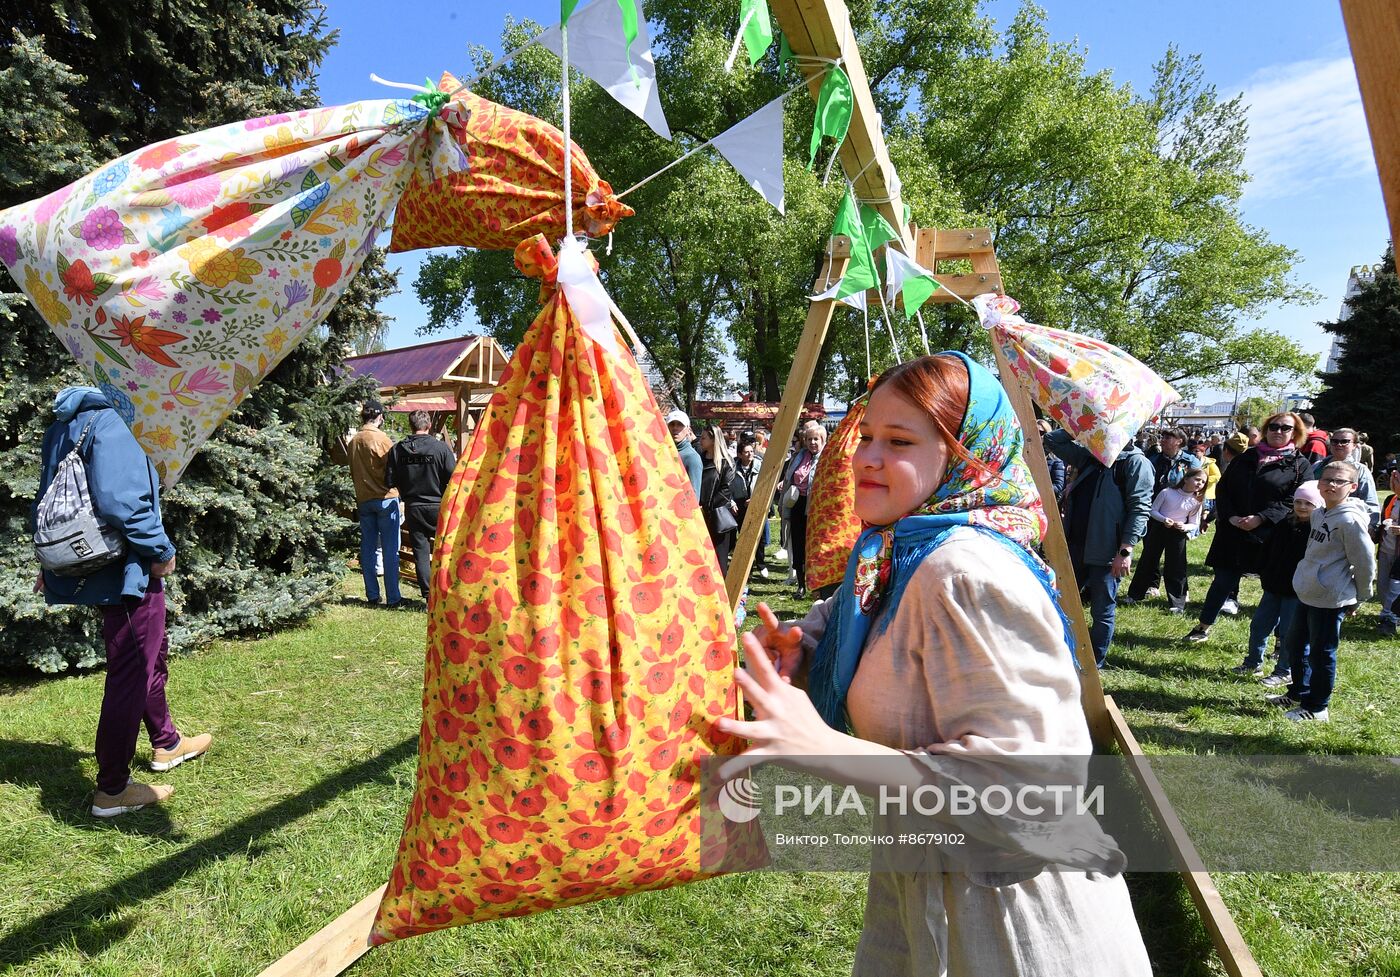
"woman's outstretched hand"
716,630,840,779
749,602,805,682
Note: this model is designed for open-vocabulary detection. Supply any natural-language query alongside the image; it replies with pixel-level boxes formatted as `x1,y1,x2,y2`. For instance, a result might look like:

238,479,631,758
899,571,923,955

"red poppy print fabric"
372,234,745,943
804,398,866,593
388,74,634,254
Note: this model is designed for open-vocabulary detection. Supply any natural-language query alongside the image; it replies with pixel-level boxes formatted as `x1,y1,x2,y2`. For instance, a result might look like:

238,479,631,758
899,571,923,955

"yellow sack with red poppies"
388,74,633,253
373,235,745,943
804,398,867,593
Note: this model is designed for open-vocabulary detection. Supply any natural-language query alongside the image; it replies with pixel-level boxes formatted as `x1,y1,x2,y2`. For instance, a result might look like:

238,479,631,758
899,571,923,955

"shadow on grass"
0,734,417,969
1126,872,1221,977
1116,721,1382,757
0,740,178,838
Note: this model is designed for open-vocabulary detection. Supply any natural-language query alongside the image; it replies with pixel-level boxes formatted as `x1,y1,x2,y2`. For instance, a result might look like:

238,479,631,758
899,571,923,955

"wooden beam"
725,237,851,605
1340,0,1400,247
1105,699,1263,977
989,340,1112,743
771,0,913,253
256,885,383,977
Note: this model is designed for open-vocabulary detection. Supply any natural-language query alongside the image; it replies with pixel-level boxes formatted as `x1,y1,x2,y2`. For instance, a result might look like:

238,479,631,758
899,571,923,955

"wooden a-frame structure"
259,0,1400,972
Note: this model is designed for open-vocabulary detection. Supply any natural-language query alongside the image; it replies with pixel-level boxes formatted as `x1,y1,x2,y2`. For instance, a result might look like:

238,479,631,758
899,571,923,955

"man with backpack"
34,386,210,818
1046,428,1154,667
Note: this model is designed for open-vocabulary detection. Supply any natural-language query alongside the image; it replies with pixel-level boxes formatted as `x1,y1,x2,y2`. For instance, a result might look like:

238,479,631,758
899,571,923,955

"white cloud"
1239,56,1376,201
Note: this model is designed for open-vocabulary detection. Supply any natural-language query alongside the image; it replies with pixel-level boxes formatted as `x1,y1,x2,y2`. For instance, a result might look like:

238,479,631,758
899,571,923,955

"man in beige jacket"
347,400,402,606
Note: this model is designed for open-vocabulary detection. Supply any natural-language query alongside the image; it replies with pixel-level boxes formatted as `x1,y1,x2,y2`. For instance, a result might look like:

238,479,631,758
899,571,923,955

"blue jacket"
35,387,176,606
1046,431,1154,566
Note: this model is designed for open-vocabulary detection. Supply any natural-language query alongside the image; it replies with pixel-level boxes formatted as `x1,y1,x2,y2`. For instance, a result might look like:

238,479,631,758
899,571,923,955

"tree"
1233,395,1279,431
1311,246,1399,450
0,1,387,671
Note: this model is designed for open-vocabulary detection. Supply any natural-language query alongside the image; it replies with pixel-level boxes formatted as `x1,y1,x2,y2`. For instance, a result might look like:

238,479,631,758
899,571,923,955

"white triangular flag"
556,235,622,357
884,248,941,319
711,97,785,213
811,279,868,310
539,0,672,141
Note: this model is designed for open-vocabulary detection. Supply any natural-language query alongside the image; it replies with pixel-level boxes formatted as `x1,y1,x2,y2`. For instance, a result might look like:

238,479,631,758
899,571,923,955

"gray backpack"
34,415,126,576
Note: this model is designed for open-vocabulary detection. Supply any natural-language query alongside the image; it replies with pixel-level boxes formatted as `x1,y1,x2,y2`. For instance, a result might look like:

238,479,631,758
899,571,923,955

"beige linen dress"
785,528,1152,977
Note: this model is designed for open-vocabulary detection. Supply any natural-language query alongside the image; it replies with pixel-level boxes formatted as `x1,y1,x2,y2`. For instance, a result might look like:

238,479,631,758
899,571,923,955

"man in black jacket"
385,410,458,598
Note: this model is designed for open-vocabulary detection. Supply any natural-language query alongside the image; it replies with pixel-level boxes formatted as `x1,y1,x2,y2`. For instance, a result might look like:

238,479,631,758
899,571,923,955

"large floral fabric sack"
373,235,744,942
388,73,634,253
804,397,866,593
0,98,468,485
974,293,1179,466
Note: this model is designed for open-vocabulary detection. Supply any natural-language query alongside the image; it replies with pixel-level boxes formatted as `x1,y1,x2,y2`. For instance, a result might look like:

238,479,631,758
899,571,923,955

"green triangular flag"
778,31,793,68
740,0,774,65
808,66,853,168
562,0,580,23
811,190,877,307
860,204,899,253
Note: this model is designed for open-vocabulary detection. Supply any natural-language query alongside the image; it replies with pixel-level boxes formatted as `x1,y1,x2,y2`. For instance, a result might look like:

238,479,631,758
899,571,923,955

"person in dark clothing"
731,438,765,575
1237,481,1322,680
697,424,737,573
1036,420,1067,503
1298,412,1330,465
1185,412,1312,644
1046,430,1153,667
385,410,457,598
1150,427,1202,494
1136,427,1202,594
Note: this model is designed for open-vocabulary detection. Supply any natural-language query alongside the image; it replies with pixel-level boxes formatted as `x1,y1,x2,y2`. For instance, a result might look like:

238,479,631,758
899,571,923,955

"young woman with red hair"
718,353,1151,976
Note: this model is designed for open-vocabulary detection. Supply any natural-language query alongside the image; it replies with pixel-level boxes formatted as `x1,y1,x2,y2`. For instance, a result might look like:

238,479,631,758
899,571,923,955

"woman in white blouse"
717,353,1151,977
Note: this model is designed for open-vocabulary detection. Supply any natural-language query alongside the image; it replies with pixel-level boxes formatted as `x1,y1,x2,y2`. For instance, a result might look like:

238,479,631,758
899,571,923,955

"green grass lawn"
0,525,1396,976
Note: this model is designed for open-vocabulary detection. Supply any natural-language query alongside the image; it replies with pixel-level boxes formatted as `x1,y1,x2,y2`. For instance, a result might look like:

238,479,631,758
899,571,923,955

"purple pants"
97,581,180,794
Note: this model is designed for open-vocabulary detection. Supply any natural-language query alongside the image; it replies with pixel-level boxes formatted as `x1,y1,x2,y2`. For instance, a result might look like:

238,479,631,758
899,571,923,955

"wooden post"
256,885,383,977
989,342,1113,744
1106,699,1264,977
1340,0,1400,247
725,238,851,605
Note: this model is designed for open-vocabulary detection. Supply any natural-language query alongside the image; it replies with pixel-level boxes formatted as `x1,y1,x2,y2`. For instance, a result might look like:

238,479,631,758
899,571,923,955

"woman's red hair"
868,354,982,474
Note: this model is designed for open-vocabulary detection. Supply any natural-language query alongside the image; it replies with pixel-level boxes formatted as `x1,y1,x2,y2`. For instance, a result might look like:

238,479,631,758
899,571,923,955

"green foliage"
415,1,1314,405
1233,394,1280,430
0,1,389,672
1312,247,1400,450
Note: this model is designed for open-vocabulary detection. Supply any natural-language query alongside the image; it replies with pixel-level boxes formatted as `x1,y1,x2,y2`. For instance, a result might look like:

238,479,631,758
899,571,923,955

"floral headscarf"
808,351,1073,732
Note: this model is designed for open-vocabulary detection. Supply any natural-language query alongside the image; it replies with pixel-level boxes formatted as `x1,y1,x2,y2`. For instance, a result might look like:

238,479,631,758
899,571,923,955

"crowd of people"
1044,411,1387,724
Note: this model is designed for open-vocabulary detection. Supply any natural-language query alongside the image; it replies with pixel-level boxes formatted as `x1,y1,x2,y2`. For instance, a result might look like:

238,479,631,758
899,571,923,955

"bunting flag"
861,205,898,252
974,293,1180,467
562,0,581,21
884,248,941,319
539,0,672,141
808,66,853,168
810,194,894,309
710,97,785,213
740,0,774,66
0,97,469,485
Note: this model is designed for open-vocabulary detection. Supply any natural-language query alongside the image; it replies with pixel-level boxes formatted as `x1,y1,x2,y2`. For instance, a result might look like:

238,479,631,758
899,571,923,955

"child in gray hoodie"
1267,460,1377,722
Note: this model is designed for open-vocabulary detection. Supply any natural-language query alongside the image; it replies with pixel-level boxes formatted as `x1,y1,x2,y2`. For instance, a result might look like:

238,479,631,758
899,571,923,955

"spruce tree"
1312,247,1399,452
0,2,391,671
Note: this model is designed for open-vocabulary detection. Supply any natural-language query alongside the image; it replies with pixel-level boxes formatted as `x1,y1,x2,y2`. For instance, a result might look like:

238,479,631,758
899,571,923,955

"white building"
1325,264,1379,373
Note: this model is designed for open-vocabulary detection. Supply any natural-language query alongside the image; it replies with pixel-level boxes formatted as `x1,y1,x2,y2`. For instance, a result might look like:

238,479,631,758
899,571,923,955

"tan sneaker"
151,733,212,772
92,781,174,818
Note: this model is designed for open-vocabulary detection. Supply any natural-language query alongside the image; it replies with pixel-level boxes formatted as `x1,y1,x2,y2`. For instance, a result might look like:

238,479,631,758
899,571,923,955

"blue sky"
316,0,1389,405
